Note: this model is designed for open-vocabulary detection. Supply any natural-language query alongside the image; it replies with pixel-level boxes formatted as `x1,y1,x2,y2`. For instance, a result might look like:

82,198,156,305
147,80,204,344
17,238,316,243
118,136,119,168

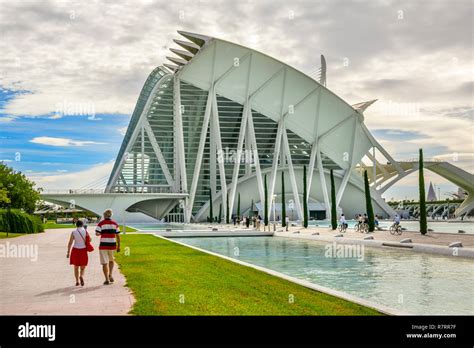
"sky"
0,0,472,200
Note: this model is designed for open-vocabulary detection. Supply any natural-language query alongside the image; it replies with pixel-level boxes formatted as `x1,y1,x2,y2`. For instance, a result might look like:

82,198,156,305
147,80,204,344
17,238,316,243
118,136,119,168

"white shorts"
99,249,115,265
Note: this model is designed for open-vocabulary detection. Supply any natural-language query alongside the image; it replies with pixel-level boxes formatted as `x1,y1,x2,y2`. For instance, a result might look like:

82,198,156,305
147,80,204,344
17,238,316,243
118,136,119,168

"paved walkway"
0,227,135,315
288,226,474,248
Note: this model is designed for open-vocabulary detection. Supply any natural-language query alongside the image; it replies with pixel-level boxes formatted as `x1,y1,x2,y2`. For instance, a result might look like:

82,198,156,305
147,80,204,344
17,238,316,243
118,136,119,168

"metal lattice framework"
105,31,473,222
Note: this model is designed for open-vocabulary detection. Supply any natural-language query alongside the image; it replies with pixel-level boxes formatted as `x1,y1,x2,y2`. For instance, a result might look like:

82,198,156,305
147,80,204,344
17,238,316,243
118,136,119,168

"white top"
71,227,87,249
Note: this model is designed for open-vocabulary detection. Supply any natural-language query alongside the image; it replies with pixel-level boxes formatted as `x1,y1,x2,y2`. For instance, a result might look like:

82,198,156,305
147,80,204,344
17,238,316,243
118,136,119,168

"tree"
364,170,375,232
209,188,213,223
0,162,41,214
281,171,286,227
264,174,269,226
250,199,254,215
237,193,241,218
226,194,230,224
218,203,222,224
303,166,308,228
419,148,428,235
330,169,337,230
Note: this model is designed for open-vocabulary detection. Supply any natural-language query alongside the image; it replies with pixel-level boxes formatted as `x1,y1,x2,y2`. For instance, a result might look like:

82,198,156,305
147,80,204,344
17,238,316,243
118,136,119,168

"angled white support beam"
187,89,213,220
282,127,303,220
336,117,358,206
366,150,388,184
173,75,187,193
268,67,287,205
141,125,145,186
360,123,403,174
186,42,217,221
307,88,322,199
318,113,355,141
249,66,285,101
247,109,265,206
106,72,172,192
214,52,252,87
228,53,253,216
317,148,330,216
210,122,217,196
143,118,174,187
372,147,377,187
281,86,320,119
211,90,228,220
268,119,284,206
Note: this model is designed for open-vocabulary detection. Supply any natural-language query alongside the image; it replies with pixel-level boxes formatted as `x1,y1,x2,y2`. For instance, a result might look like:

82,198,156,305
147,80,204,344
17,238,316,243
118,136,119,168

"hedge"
0,209,44,234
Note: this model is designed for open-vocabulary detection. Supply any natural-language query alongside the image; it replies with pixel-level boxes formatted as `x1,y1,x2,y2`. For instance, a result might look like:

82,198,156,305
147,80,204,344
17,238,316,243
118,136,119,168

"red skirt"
70,247,88,266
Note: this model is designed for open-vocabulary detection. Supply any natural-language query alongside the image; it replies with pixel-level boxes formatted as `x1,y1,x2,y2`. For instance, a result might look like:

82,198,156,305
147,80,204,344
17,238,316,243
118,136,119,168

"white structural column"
336,117,358,207
228,103,249,215
372,146,376,187
268,119,284,207
186,89,214,220
143,118,174,187
106,72,171,192
228,54,252,216
173,75,187,193
282,126,303,220
268,68,287,207
246,109,265,207
307,88,322,200
140,125,145,186
185,42,217,221
210,122,217,196
317,147,330,216
211,90,228,222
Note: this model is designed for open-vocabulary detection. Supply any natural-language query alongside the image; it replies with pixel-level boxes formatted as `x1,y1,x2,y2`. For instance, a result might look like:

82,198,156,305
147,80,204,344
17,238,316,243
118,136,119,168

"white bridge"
358,160,474,217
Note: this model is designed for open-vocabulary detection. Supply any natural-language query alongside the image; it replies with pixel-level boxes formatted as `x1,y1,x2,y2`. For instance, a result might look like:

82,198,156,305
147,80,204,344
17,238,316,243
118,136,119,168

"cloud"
29,136,104,147
29,161,114,190
117,127,128,136
0,0,472,195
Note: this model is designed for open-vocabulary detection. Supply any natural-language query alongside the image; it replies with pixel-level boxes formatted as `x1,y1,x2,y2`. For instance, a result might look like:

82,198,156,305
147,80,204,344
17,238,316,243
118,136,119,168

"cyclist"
374,214,380,230
356,214,363,231
339,214,347,232
394,214,400,227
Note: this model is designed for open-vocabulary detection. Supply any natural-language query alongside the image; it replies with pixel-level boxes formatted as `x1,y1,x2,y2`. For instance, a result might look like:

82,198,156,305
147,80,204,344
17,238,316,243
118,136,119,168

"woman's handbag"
78,229,94,252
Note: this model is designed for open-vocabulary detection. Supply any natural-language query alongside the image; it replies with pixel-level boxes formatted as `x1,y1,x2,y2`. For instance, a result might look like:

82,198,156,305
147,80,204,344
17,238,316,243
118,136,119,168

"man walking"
95,209,121,285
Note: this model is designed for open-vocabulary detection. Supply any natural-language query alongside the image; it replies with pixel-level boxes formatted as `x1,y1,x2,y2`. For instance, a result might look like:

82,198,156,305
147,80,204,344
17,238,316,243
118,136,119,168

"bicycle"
355,222,369,233
389,223,402,235
338,223,348,233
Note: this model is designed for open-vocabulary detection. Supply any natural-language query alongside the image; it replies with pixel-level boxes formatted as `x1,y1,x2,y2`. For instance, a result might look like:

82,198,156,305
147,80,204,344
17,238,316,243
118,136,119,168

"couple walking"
66,209,121,286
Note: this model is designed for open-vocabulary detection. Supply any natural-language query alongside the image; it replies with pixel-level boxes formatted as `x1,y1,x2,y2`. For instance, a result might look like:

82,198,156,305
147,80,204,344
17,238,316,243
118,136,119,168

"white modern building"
43,31,474,222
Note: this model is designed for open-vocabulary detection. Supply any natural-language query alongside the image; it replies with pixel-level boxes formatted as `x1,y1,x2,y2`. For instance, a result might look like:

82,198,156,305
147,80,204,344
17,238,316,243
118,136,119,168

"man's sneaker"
109,276,114,283
103,280,110,285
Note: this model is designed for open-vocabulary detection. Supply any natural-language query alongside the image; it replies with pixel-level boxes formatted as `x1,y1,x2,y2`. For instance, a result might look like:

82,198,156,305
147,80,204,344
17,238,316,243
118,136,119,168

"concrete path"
0,227,135,315
283,225,474,248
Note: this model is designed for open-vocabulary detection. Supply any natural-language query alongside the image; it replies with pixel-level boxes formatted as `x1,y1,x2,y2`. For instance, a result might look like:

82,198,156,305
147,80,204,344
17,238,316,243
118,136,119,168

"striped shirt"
95,218,120,250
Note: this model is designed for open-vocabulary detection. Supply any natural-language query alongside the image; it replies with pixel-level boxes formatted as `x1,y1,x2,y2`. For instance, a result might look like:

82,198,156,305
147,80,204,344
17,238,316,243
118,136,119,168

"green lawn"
115,234,382,316
43,221,137,232
0,232,24,239
43,221,75,229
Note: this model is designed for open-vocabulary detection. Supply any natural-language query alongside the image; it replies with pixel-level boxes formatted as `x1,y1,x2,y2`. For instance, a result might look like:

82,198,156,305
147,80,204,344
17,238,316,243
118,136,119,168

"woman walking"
67,220,90,286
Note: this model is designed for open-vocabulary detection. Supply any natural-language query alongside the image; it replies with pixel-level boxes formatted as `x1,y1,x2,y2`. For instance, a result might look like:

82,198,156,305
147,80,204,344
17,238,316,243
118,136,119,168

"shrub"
0,209,44,234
